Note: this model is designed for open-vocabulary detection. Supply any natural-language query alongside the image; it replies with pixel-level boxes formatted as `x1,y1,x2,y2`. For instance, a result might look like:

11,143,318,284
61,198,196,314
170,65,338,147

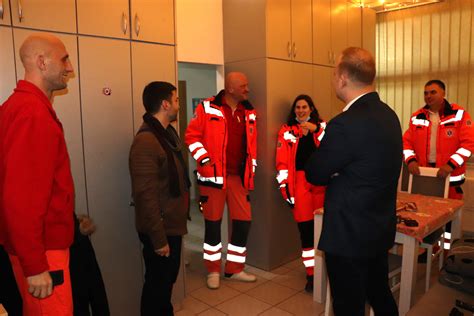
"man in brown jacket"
129,81,190,316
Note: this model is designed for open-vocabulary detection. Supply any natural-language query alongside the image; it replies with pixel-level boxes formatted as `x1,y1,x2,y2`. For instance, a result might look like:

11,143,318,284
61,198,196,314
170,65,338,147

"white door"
10,0,76,32
13,29,88,216
78,36,142,315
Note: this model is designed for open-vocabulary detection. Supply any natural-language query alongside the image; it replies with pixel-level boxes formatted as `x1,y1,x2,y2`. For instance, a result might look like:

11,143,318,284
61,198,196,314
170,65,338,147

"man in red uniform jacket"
0,33,75,315
185,72,258,290
403,80,474,199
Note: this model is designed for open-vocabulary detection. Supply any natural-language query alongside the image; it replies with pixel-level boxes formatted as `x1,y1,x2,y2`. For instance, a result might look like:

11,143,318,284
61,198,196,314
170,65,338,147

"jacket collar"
422,99,455,118
213,89,254,110
15,80,58,120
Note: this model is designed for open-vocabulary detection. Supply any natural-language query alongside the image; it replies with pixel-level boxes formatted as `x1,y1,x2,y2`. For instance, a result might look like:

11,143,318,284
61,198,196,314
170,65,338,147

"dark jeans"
0,245,22,316
325,252,398,316
139,234,182,316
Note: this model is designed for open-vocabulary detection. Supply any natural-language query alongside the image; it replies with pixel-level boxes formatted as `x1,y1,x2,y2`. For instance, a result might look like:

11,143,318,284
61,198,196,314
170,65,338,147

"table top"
314,192,464,242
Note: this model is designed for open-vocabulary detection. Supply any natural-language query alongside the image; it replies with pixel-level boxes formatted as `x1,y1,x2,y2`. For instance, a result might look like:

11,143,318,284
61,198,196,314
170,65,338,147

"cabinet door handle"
121,12,128,35
134,13,141,36
18,0,23,22
292,42,296,59
287,41,291,58
0,0,4,20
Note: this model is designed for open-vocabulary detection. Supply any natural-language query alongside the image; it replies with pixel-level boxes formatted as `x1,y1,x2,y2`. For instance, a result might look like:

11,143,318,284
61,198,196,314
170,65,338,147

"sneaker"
305,275,314,293
207,272,220,289
224,271,257,282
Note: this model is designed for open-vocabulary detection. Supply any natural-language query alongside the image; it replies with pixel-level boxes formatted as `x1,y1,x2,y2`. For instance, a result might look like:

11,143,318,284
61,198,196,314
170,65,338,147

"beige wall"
376,0,474,131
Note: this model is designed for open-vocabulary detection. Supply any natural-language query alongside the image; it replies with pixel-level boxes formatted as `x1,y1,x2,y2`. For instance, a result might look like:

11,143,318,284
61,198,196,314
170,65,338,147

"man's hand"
27,271,53,299
155,244,170,257
437,164,453,178
300,122,317,135
407,161,420,175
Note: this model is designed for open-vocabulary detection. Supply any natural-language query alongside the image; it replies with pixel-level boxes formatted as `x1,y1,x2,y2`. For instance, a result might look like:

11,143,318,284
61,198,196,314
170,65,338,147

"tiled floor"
174,203,474,315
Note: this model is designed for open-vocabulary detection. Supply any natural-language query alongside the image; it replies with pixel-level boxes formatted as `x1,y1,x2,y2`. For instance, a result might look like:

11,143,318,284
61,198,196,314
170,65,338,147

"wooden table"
313,192,464,316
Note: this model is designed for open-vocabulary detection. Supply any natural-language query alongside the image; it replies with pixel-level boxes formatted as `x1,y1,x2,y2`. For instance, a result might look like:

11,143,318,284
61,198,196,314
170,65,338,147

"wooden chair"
407,166,449,293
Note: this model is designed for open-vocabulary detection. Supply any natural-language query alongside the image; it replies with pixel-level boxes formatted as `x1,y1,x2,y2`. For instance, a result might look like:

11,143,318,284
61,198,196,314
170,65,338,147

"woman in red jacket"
275,94,326,292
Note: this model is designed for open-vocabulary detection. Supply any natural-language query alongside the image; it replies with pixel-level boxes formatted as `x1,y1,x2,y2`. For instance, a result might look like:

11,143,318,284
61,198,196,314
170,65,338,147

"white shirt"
342,92,371,112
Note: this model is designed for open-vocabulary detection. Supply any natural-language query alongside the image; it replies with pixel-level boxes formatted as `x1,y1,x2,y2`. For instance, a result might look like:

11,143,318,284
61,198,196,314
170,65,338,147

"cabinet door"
131,42,176,133
347,5,361,48
13,29,88,216
267,0,292,60
77,0,130,39
313,0,331,66
0,0,11,25
330,0,347,63
131,0,175,44
0,27,15,103
267,59,293,130
291,0,312,63
362,8,376,57
312,65,332,121
292,62,312,97
78,36,141,315
10,0,76,32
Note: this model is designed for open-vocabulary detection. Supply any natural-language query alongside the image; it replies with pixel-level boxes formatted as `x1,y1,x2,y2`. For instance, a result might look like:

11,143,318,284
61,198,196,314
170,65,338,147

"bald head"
19,33,73,99
337,47,375,86
225,72,249,104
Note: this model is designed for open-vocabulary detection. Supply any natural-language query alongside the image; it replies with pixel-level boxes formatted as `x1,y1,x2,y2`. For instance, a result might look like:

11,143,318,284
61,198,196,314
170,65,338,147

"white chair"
324,253,402,316
407,166,449,293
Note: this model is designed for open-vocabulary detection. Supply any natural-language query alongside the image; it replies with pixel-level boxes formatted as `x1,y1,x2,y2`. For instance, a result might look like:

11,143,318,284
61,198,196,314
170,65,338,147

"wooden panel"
131,0,174,44
78,36,141,315
267,0,292,60
10,0,76,32
362,8,376,57
292,62,312,97
330,0,347,63
347,5,361,48
313,0,331,66
0,0,11,25
291,0,312,63
312,65,332,121
13,29,88,217
0,27,16,103
131,42,176,133
77,0,130,39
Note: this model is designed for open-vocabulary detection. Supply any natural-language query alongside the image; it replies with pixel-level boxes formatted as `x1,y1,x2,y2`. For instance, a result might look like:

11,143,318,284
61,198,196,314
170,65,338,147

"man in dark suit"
305,47,402,316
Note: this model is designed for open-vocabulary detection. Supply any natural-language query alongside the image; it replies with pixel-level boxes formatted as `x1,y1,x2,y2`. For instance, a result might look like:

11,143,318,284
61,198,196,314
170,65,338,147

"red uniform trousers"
9,249,72,316
199,175,251,274
293,171,325,276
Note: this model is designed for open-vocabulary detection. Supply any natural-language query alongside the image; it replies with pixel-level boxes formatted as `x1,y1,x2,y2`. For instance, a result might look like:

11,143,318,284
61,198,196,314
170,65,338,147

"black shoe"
305,275,313,293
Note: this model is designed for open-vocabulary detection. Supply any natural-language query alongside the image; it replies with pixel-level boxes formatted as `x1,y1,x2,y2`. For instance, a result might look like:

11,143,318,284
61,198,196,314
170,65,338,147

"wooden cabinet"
0,0,11,25
131,42,176,132
313,0,362,66
313,64,345,121
77,0,175,43
0,27,15,103
78,36,142,316
77,0,130,39
131,0,175,44
10,0,76,32
267,0,312,63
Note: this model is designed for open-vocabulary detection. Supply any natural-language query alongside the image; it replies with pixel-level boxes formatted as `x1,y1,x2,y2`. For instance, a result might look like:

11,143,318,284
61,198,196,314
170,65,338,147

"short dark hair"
425,79,445,91
142,81,176,114
339,47,376,85
287,94,322,126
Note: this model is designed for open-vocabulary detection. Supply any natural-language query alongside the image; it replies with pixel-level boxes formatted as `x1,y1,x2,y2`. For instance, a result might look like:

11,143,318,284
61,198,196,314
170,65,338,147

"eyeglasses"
397,215,419,227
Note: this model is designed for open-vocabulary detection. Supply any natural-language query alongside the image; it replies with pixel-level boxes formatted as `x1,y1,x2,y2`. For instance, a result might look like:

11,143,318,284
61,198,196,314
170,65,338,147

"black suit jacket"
305,92,402,258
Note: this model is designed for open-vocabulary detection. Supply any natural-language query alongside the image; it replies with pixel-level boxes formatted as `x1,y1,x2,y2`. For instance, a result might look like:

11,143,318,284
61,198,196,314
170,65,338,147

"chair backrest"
407,167,450,198
398,162,410,192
